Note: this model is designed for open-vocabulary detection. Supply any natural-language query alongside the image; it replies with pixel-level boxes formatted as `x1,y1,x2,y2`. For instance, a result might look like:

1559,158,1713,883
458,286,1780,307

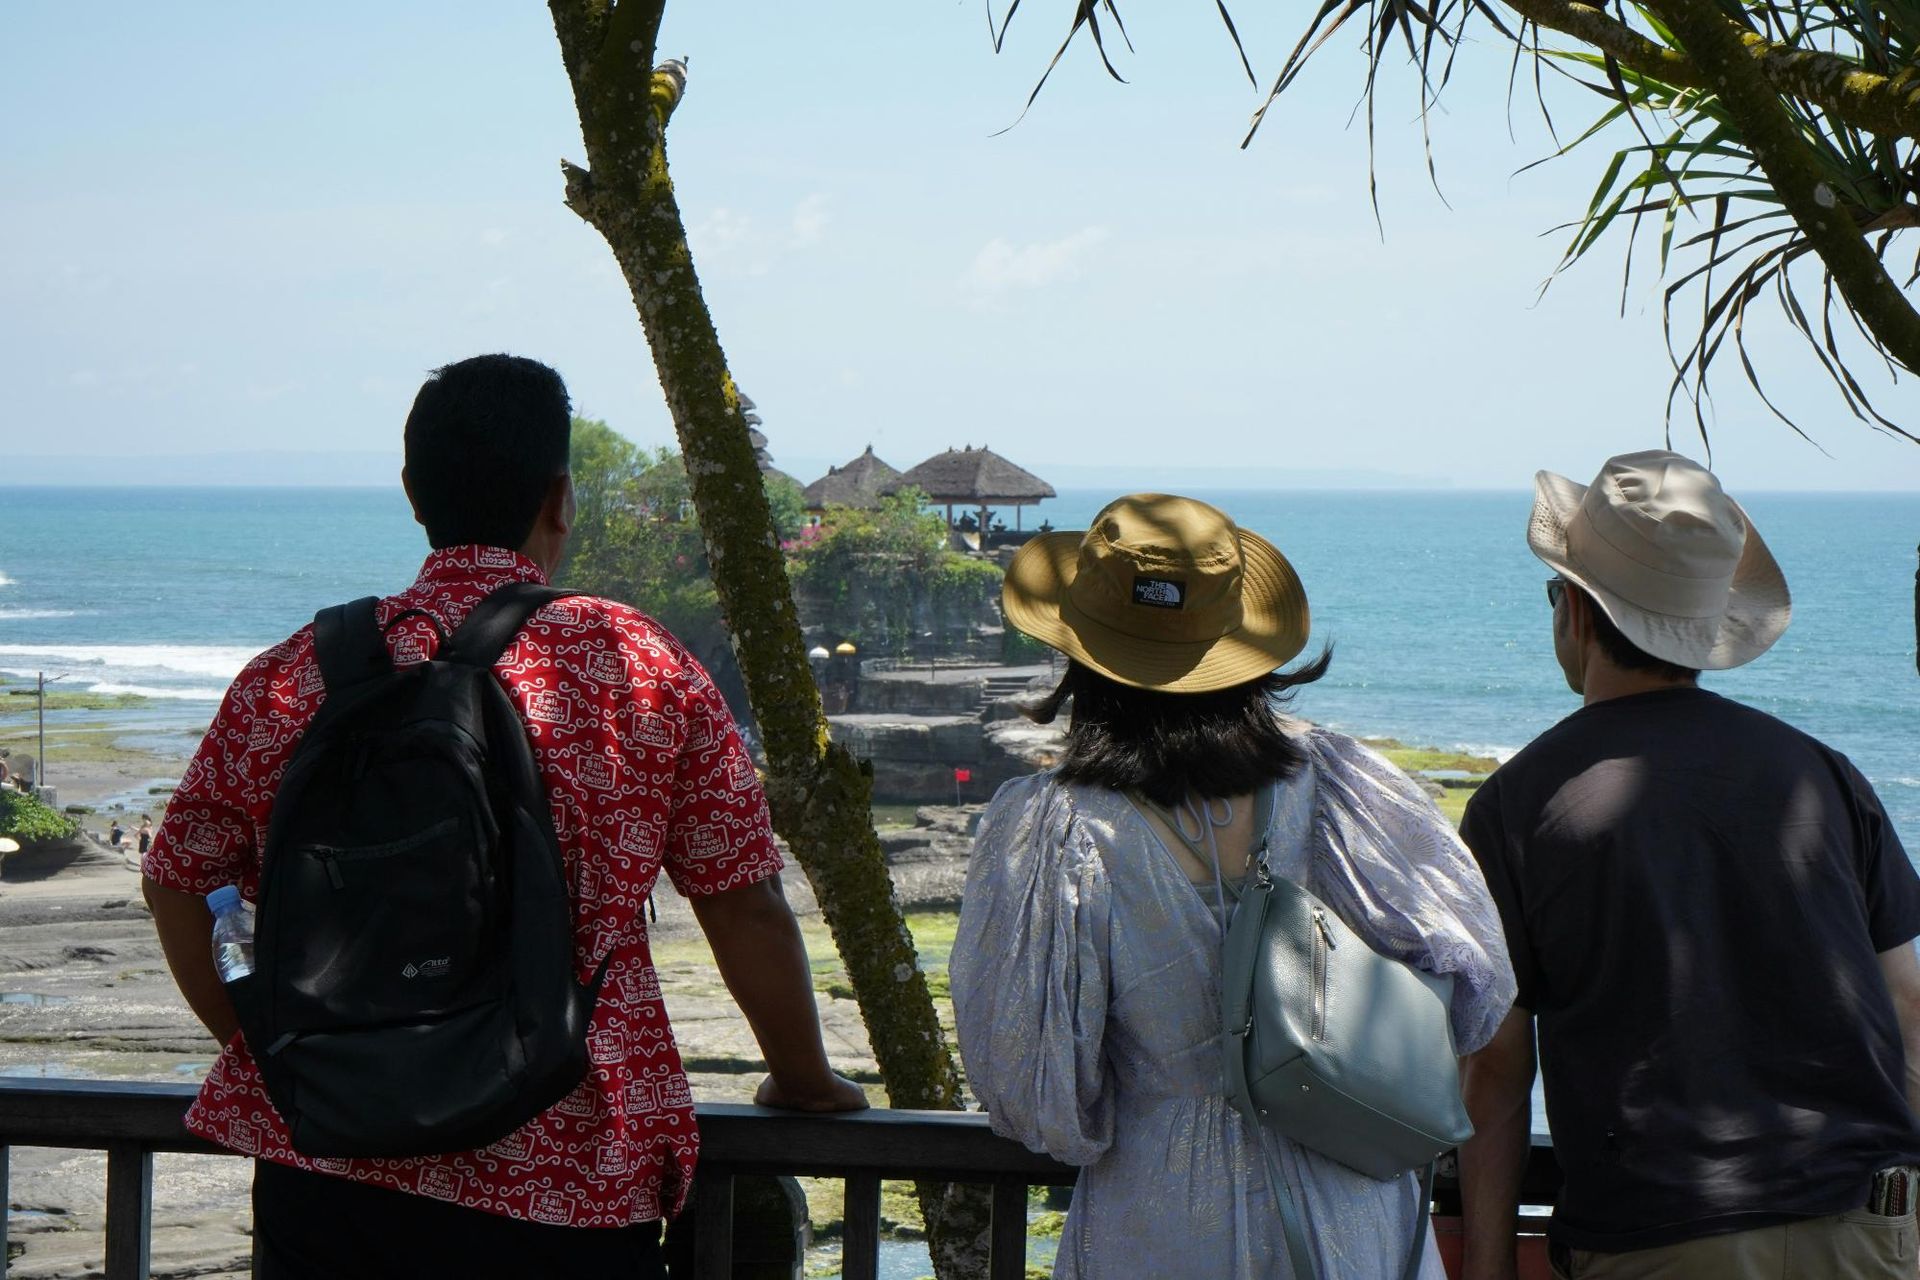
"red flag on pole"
953,768,973,783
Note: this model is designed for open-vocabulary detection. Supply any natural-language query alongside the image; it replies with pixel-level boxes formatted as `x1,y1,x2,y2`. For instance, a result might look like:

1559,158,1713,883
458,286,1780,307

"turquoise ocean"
0,485,1916,843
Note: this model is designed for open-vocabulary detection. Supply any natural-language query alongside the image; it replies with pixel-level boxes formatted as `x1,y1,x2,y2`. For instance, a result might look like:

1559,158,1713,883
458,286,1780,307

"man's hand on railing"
689,874,868,1115
754,1071,870,1113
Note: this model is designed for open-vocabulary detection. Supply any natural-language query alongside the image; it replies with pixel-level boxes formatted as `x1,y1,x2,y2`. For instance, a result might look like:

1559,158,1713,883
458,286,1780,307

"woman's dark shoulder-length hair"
1027,649,1333,807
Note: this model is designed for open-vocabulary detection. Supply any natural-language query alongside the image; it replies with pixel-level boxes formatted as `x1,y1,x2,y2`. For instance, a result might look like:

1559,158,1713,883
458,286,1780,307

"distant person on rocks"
136,817,152,857
953,493,1515,1279
1457,451,1920,1280
142,354,863,1280
107,818,123,848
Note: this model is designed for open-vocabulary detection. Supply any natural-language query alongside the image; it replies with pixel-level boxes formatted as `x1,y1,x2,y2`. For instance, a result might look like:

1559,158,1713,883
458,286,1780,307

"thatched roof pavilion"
803,446,902,512
884,445,1056,532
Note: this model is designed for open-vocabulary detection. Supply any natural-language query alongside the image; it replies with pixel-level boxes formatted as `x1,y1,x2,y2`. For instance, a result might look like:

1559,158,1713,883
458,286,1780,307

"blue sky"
4,2,1917,490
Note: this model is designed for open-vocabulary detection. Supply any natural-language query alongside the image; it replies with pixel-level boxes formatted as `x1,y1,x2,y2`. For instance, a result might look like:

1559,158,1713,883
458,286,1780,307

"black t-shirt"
1462,687,1920,1252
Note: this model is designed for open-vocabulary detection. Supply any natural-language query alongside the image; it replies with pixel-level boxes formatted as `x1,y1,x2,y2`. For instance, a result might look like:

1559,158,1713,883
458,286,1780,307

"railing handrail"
0,1077,1078,1179
0,1076,1564,1190
0,1077,1564,1280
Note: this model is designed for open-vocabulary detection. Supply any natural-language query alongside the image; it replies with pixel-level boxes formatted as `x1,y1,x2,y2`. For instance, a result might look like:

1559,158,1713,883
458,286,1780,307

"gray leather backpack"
1143,776,1470,1280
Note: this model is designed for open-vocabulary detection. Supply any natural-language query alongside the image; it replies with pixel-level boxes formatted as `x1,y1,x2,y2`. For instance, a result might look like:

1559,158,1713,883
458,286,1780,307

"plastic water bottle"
206,885,255,983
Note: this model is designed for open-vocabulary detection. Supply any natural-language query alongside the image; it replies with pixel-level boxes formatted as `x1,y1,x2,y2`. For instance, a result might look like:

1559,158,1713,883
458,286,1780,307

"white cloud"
963,227,1110,303
790,194,829,246
687,197,831,276
690,207,758,262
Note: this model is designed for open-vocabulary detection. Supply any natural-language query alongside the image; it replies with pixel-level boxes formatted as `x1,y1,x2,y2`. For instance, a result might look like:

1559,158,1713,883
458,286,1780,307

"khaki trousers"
1549,1209,1917,1280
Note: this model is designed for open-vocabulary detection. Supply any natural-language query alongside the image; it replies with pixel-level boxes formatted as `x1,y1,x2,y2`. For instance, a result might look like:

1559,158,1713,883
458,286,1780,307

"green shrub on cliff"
560,417,803,720
790,490,1003,656
0,789,79,844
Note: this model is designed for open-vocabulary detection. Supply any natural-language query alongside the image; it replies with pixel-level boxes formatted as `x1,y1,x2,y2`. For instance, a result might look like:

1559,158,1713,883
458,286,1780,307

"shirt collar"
411,545,551,591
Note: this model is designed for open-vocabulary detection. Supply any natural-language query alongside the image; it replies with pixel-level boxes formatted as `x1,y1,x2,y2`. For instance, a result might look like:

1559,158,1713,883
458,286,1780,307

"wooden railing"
0,1077,1559,1279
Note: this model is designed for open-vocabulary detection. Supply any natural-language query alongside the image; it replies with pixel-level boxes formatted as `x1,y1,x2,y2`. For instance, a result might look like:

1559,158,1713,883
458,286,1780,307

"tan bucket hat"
1529,450,1790,671
1001,493,1310,693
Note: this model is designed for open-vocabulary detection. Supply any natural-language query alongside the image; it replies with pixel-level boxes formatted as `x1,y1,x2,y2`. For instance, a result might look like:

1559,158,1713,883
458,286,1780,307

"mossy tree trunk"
546,3,991,1275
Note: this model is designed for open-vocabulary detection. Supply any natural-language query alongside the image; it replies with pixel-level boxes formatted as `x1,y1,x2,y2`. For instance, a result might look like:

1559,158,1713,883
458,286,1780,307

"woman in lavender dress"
952,494,1515,1279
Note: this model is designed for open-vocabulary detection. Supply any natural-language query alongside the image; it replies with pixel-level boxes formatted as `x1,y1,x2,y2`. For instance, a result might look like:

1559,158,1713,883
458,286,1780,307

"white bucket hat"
1529,450,1790,671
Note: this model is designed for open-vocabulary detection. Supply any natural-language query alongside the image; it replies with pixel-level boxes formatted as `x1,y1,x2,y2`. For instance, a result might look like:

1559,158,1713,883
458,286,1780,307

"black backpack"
230,582,608,1158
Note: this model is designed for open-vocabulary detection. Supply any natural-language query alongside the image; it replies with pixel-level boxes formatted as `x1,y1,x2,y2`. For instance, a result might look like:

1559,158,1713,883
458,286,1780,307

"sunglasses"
1545,578,1567,609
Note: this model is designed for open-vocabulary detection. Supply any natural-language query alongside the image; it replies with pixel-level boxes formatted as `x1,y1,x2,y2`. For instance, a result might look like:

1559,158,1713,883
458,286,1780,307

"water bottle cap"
205,885,241,914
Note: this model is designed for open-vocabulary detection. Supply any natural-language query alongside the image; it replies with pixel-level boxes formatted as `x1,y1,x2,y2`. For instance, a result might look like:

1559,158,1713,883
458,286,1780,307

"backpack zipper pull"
1313,909,1338,949
316,851,345,890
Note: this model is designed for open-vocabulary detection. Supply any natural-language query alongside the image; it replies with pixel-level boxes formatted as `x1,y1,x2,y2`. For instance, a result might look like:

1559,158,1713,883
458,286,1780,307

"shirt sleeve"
144,676,260,896
1845,757,1920,952
1458,776,1538,1014
1310,734,1518,1053
660,665,783,898
951,776,1115,1166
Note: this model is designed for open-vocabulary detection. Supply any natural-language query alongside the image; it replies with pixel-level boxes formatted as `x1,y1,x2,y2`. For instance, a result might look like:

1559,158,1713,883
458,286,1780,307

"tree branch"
1741,37,1920,142
1640,0,1920,371
1509,0,1695,84
1504,0,1920,142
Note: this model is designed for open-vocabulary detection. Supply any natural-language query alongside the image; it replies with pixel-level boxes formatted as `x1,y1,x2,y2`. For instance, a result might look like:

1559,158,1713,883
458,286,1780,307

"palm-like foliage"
994,0,1920,448
1545,30,1919,442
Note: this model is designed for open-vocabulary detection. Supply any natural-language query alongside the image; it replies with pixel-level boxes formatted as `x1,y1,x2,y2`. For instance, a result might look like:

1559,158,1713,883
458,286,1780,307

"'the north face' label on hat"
1132,577,1186,609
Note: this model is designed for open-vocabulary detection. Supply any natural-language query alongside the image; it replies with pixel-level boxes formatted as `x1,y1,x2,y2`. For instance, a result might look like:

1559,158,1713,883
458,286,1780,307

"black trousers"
252,1160,666,1280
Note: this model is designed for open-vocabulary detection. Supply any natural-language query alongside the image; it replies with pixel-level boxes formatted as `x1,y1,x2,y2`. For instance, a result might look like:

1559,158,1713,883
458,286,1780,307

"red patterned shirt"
146,546,783,1227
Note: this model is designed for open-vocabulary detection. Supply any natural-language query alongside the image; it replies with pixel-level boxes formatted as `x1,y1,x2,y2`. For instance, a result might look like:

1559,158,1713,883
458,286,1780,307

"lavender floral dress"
952,727,1516,1280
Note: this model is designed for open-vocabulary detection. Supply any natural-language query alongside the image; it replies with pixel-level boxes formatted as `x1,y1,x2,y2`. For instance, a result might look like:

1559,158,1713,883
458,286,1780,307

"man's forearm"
690,876,837,1090
1458,1082,1530,1280
1876,943,1920,1117
143,878,239,1045
1458,1011,1537,1280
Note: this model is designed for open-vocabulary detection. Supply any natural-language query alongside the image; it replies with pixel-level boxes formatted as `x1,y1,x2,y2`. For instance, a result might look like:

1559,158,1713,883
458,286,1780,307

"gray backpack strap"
1245,1120,1323,1279
1236,1011,1434,1280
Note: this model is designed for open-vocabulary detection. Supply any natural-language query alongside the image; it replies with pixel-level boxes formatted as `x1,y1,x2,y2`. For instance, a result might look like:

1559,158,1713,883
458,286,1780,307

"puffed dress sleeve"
952,774,1115,1166
1306,730,1519,1056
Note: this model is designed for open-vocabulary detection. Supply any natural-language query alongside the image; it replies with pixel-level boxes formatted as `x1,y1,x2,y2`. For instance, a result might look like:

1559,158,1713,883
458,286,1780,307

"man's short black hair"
1027,650,1333,807
1577,587,1701,682
404,354,573,551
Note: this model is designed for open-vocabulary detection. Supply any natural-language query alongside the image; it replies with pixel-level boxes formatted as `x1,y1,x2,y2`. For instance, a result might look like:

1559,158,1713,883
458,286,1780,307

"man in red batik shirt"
144,354,864,1279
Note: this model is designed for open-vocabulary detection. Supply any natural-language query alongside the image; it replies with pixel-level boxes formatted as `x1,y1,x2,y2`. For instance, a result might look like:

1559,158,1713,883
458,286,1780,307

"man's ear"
544,473,574,538
1565,587,1595,642
401,467,426,530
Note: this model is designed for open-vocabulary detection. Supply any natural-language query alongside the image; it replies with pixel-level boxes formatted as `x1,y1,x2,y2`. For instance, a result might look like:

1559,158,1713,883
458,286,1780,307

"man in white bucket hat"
1456,451,1920,1280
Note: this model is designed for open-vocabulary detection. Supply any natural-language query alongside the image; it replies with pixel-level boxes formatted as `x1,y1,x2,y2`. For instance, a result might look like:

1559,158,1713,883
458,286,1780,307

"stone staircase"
978,673,1036,714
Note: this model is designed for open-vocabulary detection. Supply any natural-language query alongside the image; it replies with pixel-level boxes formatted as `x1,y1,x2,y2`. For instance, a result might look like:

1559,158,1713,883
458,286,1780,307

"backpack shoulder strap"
444,583,578,670
312,596,390,695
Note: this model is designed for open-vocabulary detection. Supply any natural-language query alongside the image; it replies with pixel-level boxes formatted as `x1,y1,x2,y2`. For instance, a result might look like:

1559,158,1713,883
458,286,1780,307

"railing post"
989,1178,1028,1280
0,1143,10,1280
694,1171,733,1280
103,1143,152,1280
841,1173,881,1280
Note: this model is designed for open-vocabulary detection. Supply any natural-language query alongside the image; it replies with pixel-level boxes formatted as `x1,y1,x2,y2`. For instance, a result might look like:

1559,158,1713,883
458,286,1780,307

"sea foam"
86,683,230,702
0,643,261,695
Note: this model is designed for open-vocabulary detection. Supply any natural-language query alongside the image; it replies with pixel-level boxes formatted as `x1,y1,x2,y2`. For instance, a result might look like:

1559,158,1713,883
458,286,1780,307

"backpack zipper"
300,817,460,890
1310,908,1337,1042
